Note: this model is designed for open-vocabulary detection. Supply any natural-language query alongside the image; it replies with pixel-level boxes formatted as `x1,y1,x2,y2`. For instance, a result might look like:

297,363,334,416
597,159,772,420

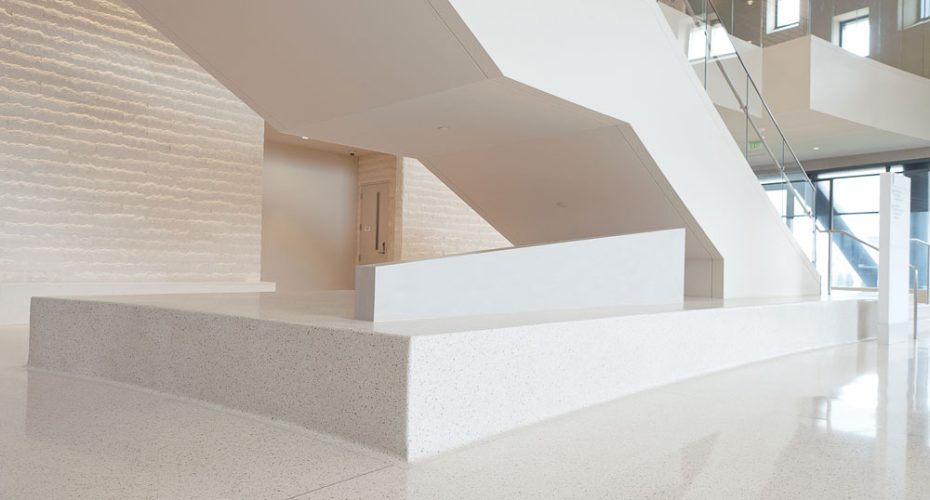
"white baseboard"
0,282,276,325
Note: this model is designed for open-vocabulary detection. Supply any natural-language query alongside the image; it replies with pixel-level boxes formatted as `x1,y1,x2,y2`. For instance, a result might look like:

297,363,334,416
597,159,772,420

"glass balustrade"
658,0,819,262
701,0,930,82
660,0,930,289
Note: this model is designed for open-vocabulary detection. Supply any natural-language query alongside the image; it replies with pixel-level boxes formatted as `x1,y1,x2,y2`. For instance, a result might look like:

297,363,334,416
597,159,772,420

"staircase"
658,0,820,262
124,0,821,298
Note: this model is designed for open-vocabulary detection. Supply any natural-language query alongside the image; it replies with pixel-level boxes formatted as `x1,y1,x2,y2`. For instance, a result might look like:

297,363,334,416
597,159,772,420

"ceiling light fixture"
300,136,309,140
813,146,821,151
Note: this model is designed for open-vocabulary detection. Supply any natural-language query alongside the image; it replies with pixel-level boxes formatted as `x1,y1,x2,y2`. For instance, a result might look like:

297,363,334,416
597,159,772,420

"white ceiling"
294,78,623,158
263,124,378,157
775,111,930,164
718,107,930,167
734,35,930,169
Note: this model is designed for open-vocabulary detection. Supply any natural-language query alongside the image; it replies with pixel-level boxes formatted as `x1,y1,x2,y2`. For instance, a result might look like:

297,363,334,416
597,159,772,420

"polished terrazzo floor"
1,325,929,499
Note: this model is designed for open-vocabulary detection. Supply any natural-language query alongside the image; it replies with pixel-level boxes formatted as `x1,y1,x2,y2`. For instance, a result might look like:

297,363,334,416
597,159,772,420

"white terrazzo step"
29,292,868,461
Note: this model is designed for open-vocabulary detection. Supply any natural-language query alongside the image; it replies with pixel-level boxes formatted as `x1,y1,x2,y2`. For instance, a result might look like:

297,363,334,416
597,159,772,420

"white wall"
262,148,507,293
809,37,930,142
356,229,685,321
262,139,358,291
763,36,930,142
756,36,930,164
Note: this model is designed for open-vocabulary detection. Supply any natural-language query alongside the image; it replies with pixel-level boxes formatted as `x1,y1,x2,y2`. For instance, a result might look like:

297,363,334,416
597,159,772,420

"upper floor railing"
706,0,930,81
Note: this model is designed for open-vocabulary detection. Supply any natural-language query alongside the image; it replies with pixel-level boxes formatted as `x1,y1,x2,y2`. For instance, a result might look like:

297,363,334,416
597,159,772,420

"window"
902,0,929,28
839,15,870,56
834,10,870,57
687,24,735,60
814,171,882,289
810,161,930,290
774,0,801,30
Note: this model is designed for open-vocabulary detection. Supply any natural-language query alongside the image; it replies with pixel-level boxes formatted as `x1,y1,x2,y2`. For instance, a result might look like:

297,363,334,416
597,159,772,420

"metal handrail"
665,1,919,338
912,238,930,305
701,0,817,202
705,55,816,218
823,229,920,339
822,229,877,252
913,265,919,340
665,0,818,224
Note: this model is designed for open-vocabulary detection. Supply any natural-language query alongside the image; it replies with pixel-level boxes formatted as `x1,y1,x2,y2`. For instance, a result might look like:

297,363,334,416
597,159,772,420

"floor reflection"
2,338,930,499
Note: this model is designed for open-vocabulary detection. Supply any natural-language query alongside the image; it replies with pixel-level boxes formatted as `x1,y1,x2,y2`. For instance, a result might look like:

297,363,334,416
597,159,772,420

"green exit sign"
748,140,764,152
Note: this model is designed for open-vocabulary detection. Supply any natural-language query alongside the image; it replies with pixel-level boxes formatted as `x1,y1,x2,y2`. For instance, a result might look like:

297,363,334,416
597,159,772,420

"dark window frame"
773,0,801,30
838,14,871,54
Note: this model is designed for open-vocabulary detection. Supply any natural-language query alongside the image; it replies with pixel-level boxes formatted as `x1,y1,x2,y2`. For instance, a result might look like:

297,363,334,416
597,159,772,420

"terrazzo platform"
29,292,872,460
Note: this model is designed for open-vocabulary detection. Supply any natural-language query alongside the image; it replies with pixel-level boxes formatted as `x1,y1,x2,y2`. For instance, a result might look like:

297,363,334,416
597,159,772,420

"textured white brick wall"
398,158,510,261
0,0,264,283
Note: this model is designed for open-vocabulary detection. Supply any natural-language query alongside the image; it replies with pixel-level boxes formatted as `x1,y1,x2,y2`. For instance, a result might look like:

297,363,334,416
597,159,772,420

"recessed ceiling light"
813,146,821,151
300,136,309,140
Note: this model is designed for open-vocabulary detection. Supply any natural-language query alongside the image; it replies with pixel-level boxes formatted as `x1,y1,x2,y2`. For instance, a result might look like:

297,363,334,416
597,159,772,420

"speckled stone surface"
404,298,867,459
0,366,392,500
29,292,869,461
29,296,410,457
6,329,930,499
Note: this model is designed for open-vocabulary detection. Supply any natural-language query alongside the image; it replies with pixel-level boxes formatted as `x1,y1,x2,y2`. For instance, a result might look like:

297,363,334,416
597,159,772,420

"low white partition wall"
356,229,686,321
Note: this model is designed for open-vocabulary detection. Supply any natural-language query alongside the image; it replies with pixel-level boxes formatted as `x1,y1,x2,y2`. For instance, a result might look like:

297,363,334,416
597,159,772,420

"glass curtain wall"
806,160,930,290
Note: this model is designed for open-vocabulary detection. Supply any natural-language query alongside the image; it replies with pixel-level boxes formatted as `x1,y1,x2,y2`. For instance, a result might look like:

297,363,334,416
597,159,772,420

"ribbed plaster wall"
398,158,510,261
0,0,264,283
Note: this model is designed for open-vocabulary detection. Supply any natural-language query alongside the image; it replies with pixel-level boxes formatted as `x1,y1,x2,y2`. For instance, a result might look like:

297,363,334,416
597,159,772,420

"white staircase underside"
124,0,821,298
762,36,930,165
713,35,930,167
